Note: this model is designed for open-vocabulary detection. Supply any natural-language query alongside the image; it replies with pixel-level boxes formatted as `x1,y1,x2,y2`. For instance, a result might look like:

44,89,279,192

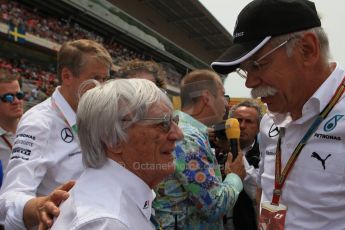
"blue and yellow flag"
8,23,26,43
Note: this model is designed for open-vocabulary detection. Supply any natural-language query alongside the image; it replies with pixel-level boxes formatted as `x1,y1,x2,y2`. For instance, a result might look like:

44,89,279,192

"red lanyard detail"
1,135,12,150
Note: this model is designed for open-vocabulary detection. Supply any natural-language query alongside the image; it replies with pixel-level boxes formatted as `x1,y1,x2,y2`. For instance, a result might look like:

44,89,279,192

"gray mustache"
251,86,277,98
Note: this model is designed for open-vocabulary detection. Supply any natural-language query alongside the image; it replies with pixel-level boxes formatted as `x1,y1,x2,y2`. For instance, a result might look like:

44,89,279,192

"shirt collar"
51,86,77,130
268,63,345,126
306,64,344,113
0,126,7,136
243,140,256,153
174,110,208,134
106,159,155,221
0,126,13,136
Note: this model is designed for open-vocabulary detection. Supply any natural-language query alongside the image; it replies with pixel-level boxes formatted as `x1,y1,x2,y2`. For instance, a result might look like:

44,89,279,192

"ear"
299,32,320,66
106,142,123,156
201,90,211,105
61,67,74,86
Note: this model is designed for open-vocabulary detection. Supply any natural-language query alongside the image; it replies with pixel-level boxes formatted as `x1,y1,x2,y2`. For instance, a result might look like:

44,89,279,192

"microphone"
225,118,240,161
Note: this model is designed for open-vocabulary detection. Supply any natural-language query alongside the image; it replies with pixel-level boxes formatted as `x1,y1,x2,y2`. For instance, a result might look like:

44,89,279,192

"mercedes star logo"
268,124,279,138
61,127,74,143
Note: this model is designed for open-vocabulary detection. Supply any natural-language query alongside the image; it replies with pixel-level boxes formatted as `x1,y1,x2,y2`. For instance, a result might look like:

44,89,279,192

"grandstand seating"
0,0,183,99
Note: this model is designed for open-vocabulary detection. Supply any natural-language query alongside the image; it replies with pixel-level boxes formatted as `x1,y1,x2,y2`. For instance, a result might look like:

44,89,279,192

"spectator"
0,39,113,229
0,69,24,187
211,0,345,229
118,59,167,90
30,87,38,100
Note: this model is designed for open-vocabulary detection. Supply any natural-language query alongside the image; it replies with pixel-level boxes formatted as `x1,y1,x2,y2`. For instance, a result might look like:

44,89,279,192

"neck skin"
240,138,255,151
240,139,252,150
290,62,334,120
59,86,77,112
182,102,214,127
0,117,19,133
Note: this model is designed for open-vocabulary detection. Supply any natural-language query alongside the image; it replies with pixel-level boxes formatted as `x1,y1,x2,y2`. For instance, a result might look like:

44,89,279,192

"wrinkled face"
244,39,302,114
232,106,259,148
0,80,24,122
119,100,183,188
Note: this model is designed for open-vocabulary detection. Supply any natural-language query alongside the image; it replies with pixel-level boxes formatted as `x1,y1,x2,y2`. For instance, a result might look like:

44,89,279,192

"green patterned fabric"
153,111,243,230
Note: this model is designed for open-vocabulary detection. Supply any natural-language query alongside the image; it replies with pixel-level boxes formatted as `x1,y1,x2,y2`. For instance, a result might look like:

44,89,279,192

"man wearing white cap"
212,0,345,229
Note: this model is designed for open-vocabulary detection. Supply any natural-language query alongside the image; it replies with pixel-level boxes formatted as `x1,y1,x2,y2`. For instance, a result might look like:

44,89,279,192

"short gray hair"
271,27,330,64
229,99,263,125
77,78,172,168
180,69,220,108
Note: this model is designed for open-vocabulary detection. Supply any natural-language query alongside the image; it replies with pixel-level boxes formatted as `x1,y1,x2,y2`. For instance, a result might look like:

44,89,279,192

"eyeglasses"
141,113,179,133
0,91,25,103
236,38,296,79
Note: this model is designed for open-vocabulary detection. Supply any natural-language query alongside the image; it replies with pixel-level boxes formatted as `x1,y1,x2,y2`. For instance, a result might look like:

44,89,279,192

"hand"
37,180,75,230
224,152,246,180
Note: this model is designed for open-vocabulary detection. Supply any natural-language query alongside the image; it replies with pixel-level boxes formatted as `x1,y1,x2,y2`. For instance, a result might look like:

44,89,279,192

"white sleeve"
243,156,259,200
256,119,267,189
0,113,50,229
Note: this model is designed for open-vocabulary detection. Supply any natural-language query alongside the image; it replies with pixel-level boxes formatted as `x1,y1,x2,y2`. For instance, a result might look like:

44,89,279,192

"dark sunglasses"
0,91,25,103
142,114,179,133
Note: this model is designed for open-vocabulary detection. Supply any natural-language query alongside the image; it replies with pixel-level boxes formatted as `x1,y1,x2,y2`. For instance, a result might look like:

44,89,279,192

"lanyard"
1,135,12,150
272,76,345,205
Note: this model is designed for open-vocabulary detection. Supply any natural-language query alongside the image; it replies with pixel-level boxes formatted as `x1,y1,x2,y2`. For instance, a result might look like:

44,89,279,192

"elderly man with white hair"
51,78,183,230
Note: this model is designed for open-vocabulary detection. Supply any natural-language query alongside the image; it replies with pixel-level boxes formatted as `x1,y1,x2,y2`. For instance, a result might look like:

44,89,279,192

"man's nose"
169,122,184,141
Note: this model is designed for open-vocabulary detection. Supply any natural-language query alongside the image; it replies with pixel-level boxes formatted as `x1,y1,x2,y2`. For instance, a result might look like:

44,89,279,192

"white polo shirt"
0,87,84,229
51,159,156,230
258,64,345,229
0,127,15,179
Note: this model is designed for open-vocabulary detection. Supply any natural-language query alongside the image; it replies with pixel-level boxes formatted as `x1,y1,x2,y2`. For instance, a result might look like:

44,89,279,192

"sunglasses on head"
0,91,25,103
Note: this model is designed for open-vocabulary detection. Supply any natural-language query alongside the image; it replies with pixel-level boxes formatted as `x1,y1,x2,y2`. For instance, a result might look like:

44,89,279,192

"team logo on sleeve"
324,115,344,132
268,124,279,138
61,128,74,143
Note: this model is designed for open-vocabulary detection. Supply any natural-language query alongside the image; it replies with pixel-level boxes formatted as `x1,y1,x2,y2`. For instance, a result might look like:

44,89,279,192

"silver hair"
77,78,173,168
271,27,330,64
229,99,264,125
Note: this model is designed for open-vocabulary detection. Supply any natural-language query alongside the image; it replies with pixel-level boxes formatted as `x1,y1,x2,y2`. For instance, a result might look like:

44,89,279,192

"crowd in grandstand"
0,57,56,102
0,0,183,90
0,1,146,65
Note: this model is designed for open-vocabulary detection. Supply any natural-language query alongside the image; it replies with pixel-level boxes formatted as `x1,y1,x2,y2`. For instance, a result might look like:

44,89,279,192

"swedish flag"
8,22,26,43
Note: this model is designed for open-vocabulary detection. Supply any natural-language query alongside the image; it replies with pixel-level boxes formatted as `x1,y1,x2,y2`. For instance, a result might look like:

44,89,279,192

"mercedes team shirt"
258,64,345,229
0,87,84,229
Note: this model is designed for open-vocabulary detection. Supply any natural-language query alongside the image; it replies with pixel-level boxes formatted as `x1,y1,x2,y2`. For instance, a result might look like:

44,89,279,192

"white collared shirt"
51,159,156,230
0,87,85,229
258,64,345,229
0,127,15,177
242,142,259,200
